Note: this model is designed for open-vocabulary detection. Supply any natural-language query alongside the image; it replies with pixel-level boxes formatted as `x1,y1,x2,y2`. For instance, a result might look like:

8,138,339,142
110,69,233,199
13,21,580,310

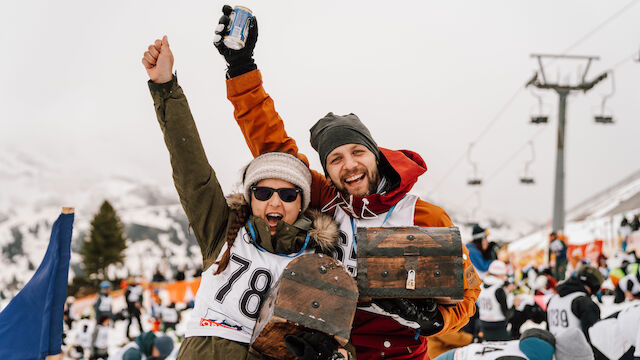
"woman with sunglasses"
142,37,350,360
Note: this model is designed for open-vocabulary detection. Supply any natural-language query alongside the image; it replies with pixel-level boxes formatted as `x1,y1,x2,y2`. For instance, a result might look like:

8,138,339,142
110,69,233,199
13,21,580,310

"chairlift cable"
561,0,640,56
428,1,639,195
607,51,636,70
427,86,524,195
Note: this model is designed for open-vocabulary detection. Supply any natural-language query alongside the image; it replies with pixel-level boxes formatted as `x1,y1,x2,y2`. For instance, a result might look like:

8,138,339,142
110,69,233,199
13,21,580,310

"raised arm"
226,71,305,160
143,36,229,262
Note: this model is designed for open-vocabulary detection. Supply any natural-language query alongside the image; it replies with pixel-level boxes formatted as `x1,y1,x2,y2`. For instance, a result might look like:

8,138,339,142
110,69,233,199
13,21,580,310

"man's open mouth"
344,173,365,185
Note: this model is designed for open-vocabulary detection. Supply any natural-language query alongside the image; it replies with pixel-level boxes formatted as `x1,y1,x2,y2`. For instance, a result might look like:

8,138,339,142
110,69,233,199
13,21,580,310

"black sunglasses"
250,186,302,203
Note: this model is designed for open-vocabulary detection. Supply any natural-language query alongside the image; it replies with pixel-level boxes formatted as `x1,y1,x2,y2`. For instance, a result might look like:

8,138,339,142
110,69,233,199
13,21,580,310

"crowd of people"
63,276,189,360
437,223,640,360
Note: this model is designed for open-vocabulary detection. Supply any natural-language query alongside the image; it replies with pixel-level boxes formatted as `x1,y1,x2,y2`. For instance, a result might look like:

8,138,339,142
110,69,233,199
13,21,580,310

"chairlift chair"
531,115,549,124
594,115,614,124
520,177,535,184
529,88,549,124
519,141,536,185
594,71,615,124
466,143,483,186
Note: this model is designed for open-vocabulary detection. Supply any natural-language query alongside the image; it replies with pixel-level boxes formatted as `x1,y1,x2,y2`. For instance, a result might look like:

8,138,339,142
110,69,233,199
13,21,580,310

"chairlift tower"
527,54,608,233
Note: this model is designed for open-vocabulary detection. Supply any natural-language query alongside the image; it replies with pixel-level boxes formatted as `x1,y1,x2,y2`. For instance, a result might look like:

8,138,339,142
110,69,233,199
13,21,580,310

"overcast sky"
2,0,639,224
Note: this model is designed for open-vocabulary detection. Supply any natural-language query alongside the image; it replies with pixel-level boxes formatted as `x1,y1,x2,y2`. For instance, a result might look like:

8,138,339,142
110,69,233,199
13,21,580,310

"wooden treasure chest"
251,253,358,360
356,226,464,303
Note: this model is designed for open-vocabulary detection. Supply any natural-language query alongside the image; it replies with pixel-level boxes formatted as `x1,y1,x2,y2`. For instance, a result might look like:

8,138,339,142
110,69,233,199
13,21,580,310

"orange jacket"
227,69,480,339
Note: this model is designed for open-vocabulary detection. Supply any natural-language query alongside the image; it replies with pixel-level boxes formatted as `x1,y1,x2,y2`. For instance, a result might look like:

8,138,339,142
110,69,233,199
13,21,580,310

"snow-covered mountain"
0,149,200,298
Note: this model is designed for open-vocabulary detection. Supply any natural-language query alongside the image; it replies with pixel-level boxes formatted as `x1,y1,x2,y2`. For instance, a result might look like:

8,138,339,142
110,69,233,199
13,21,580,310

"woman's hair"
214,201,250,275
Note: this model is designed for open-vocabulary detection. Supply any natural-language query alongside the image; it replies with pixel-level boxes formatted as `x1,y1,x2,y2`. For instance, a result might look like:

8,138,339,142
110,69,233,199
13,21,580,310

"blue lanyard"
350,203,398,255
247,221,310,258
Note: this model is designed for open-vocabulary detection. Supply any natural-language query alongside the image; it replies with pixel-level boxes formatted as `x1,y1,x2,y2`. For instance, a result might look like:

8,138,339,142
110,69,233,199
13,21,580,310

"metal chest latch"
406,269,416,290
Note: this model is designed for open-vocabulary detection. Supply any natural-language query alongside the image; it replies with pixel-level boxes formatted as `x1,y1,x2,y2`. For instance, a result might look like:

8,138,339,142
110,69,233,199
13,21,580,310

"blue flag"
0,209,74,360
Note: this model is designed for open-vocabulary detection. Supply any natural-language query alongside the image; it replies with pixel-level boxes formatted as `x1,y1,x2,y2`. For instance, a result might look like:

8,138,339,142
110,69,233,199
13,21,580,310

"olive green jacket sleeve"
148,76,230,266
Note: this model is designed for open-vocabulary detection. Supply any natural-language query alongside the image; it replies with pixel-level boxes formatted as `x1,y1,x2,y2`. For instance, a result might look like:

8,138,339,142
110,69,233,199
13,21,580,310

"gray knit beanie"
309,112,380,173
243,153,312,211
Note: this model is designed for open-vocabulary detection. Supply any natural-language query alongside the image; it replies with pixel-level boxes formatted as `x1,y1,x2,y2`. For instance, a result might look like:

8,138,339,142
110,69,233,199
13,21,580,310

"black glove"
285,330,345,360
374,298,444,336
213,5,258,78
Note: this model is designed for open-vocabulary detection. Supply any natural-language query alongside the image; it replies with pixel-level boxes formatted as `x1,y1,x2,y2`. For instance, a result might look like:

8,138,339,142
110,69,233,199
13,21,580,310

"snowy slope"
0,149,200,296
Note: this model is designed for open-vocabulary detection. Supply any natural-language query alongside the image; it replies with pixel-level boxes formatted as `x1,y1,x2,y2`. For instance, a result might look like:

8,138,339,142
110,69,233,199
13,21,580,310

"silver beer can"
223,6,253,50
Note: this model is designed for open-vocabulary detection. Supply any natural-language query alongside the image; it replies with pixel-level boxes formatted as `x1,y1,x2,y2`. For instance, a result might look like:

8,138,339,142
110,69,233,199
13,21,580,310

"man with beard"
213,7,481,359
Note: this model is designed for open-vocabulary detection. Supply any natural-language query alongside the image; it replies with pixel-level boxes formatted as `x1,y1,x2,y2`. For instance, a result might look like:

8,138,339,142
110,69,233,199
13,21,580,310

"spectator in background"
150,289,162,332
76,322,93,356
477,260,515,341
546,265,603,340
94,281,113,321
620,216,632,251
90,314,110,360
467,224,497,279
68,345,85,360
596,254,609,280
152,268,166,283
534,275,556,296
589,303,640,360
110,331,174,360
192,266,202,278
614,270,640,303
433,329,560,360
549,232,568,281
64,296,75,330
161,302,180,333
632,214,640,232
174,266,186,281
125,278,144,339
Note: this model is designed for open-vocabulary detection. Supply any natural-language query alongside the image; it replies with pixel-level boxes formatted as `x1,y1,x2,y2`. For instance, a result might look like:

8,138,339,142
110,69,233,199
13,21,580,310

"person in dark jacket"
94,281,113,321
614,270,640,303
152,269,166,283
631,214,640,232
174,266,186,281
546,265,603,340
125,278,144,339
549,232,568,281
466,224,497,280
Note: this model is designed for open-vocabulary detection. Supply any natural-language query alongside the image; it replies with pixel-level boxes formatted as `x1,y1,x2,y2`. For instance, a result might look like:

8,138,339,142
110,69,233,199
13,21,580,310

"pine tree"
80,200,127,281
